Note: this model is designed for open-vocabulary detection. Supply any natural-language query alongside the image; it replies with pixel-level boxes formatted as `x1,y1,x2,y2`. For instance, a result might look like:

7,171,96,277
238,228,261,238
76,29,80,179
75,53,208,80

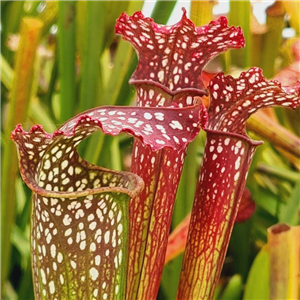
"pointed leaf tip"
116,10,245,94
207,67,300,134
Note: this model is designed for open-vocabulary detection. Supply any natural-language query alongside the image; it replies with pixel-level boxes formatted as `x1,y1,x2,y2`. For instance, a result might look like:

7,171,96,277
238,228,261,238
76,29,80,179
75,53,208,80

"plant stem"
79,1,104,111
1,17,43,295
58,1,76,123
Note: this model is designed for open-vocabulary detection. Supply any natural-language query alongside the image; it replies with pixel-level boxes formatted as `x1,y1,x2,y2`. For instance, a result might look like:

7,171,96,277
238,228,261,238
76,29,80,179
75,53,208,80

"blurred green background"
1,1,299,299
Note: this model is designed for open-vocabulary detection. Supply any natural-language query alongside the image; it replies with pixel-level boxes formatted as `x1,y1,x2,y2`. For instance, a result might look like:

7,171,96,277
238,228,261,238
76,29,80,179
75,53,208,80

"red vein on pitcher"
116,9,244,96
11,104,201,300
177,68,300,299
116,10,245,300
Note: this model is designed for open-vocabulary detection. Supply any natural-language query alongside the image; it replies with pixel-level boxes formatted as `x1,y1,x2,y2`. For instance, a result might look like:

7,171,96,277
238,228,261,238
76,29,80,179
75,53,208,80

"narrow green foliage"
229,0,251,68
229,222,252,281
1,17,43,294
2,2,299,299
83,1,144,168
1,1,24,62
219,275,243,300
79,1,105,111
151,0,177,24
279,179,300,225
0,54,14,90
261,2,285,78
190,1,215,26
244,246,270,299
58,1,76,122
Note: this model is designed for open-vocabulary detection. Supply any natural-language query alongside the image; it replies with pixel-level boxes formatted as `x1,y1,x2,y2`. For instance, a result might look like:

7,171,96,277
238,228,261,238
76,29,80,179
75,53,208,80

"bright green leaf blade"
243,246,269,300
102,1,131,50
58,1,77,123
79,1,105,111
83,1,144,166
0,54,13,90
1,17,43,293
29,98,57,133
1,1,24,62
219,274,243,300
190,0,215,26
11,225,31,268
229,0,251,68
18,261,34,300
260,2,285,78
229,222,252,281
151,0,176,24
279,178,300,225
257,163,300,183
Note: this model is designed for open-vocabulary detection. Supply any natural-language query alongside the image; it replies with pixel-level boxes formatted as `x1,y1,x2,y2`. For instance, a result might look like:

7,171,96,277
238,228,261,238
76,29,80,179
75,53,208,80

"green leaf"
79,1,105,111
29,99,57,133
83,1,144,167
1,1,24,63
151,0,176,24
219,274,243,300
0,54,13,90
58,1,76,123
243,246,269,300
260,2,285,78
11,225,30,269
1,17,43,293
229,0,251,68
279,178,300,225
